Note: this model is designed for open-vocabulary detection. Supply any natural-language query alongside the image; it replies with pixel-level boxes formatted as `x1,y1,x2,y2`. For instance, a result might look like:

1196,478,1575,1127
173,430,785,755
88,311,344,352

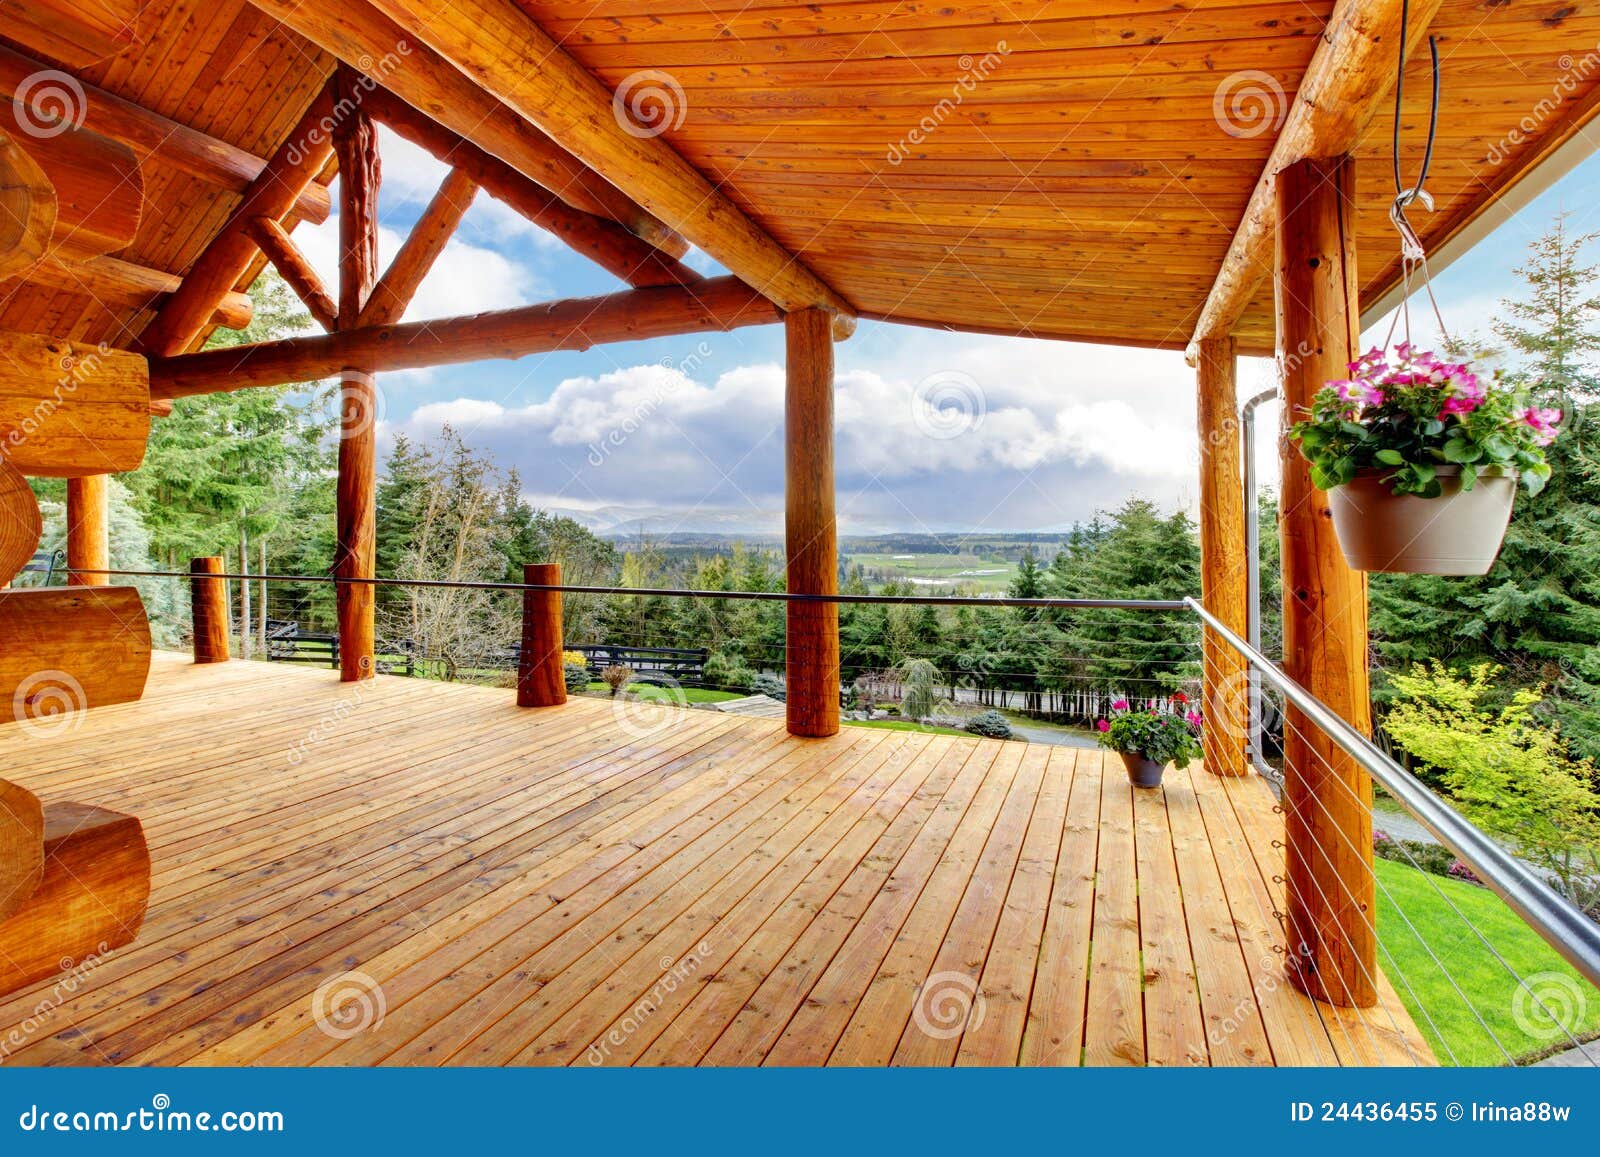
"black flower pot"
1119,751,1166,788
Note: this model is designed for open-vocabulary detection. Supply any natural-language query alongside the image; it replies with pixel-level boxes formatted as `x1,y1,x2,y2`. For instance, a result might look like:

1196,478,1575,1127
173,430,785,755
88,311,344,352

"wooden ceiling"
2,0,1598,356
0,0,334,348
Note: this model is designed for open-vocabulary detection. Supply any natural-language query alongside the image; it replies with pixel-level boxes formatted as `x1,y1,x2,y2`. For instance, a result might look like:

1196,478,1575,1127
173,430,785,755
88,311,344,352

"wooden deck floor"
0,653,1432,1067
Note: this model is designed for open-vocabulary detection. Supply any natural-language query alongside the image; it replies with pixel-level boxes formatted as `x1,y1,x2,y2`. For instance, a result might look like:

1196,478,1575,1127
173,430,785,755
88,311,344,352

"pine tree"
1492,213,1600,400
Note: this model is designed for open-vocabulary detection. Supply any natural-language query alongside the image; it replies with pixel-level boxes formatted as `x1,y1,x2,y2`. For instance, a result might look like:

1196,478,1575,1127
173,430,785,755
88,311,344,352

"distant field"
848,552,1017,592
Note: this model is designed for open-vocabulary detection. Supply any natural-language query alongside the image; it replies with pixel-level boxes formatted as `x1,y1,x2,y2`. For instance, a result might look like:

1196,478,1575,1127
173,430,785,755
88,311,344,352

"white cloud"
386,350,1219,532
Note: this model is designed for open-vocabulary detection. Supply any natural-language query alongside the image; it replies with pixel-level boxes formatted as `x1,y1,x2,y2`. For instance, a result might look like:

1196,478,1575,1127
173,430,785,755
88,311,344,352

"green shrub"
563,662,590,695
963,710,1013,739
751,671,786,701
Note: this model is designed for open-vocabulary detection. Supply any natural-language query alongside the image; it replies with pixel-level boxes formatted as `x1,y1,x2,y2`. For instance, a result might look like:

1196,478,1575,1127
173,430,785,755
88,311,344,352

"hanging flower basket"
1288,344,1560,576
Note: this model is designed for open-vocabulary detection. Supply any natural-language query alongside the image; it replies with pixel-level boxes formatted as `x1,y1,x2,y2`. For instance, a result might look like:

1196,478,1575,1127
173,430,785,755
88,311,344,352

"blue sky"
294,129,1600,537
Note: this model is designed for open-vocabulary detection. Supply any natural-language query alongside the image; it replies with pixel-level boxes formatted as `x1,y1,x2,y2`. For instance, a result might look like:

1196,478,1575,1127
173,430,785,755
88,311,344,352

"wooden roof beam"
358,167,478,327
363,87,701,291
359,0,857,338
138,87,337,357
241,0,687,259
0,46,330,226
150,276,782,399
1186,0,1445,363
246,217,337,331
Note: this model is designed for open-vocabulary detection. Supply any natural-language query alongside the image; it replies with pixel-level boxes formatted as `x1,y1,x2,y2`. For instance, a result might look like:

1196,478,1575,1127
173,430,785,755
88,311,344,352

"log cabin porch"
0,653,1430,1067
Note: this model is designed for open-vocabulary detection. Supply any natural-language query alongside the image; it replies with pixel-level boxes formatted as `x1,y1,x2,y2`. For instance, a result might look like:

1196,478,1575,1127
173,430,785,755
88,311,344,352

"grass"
847,551,1016,592
1373,857,1600,1065
583,681,742,705
843,718,973,737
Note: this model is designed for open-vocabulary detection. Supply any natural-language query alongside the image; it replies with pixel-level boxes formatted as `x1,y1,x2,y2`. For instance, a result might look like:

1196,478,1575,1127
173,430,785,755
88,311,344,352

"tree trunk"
238,529,251,660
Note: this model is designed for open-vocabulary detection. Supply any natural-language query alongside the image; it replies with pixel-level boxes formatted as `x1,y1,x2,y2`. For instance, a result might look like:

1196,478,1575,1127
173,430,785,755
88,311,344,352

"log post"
1275,154,1375,1008
332,67,381,683
784,309,840,737
1194,336,1248,776
190,556,230,663
517,563,566,708
65,475,109,586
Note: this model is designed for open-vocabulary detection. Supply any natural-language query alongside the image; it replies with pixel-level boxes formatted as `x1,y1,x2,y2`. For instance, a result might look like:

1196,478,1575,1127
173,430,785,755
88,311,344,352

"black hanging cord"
1392,0,1442,198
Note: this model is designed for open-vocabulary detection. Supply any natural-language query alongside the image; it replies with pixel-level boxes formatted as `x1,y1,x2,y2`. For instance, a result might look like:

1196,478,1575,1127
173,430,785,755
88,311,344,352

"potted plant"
1288,343,1560,574
1095,695,1203,788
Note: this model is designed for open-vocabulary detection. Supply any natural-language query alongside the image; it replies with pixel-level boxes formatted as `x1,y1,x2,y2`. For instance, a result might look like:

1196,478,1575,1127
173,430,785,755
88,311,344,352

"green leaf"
1374,449,1405,465
1442,439,1483,464
1459,463,1478,491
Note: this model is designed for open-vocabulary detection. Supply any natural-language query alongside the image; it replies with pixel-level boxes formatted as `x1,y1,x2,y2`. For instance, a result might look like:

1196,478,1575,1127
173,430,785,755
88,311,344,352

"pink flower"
1184,710,1203,727
1332,379,1384,408
1096,719,1111,732
1521,406,1561,446
1111,698,1128,711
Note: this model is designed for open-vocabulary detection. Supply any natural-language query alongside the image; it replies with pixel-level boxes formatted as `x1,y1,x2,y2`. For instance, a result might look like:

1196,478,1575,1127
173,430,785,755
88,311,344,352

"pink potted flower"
1095,698,1203,788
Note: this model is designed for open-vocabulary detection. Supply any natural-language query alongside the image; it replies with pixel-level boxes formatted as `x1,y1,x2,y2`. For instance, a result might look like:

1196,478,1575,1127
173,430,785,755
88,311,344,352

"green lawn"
1374,857,1600,1065
583,681,742,705
843,718,973,737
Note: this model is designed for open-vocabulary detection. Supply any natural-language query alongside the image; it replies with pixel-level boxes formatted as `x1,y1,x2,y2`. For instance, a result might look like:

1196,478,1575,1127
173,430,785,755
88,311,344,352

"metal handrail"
67,567,1190,611
1187,595,1600,990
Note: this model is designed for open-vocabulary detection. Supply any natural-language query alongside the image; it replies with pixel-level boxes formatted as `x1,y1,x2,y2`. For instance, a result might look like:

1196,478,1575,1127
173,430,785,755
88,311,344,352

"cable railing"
58,564,1600,1065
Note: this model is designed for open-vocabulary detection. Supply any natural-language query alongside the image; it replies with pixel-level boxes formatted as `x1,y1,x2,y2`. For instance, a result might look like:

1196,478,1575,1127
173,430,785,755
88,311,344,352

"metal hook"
1390,187,1435,262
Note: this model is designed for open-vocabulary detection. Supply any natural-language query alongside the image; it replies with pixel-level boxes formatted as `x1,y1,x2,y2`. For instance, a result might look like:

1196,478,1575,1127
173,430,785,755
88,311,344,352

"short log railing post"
518,562,566,708
1275,154,1376,1008
190,556,230,664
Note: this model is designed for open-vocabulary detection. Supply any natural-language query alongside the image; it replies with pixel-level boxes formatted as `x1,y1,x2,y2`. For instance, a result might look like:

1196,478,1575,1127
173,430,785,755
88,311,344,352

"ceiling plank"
137,88,337,358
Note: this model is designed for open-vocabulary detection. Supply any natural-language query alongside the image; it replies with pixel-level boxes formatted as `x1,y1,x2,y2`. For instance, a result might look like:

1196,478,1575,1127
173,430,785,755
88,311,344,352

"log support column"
65,475,109,586
1195,337,1249,777
1275,155,1376,1008
332,68,381,683
189,556,230,664
783,309,840,737
517,563,566,708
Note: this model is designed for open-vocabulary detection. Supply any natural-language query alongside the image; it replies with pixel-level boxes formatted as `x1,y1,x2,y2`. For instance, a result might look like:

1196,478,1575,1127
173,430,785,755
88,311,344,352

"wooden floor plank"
955,747,1074,1066
1132,770,1208,1066
1083,757,1144,1065
0,656,1434,1068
